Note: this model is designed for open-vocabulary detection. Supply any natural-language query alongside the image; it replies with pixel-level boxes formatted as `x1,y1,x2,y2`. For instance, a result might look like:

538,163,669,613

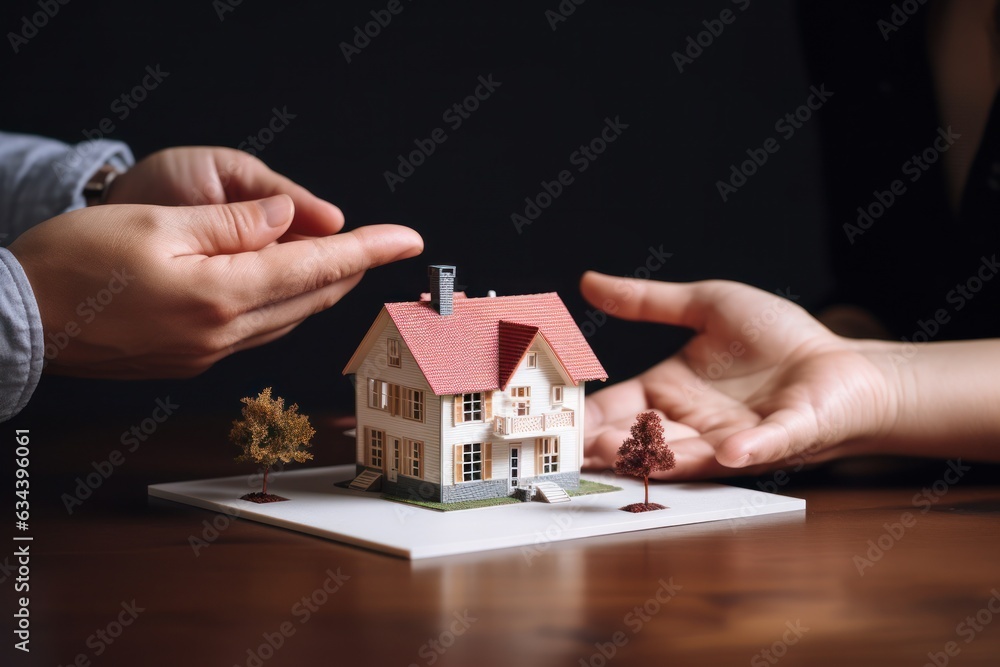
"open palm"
580,273,898,479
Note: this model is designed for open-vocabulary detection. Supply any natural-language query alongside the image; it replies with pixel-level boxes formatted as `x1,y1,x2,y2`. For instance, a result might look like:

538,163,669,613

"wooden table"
9,414,1000,667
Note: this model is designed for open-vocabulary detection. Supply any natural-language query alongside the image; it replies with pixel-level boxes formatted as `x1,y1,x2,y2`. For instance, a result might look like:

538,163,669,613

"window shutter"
454,444,464,485
414,441,423,479
483,442,492,480
363,428,371,466
483,392,492,420
402,439,411,474
535,439,543,475
390,384,400,416
454,395,463,425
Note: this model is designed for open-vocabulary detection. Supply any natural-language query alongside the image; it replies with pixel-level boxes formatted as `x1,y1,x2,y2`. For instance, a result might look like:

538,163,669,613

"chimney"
428,265,455,316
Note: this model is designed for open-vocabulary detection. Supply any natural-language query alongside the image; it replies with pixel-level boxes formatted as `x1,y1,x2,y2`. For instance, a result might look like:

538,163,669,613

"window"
403,439,423,478
387,338,401,368
551,385,564,405
511,386,530,416
455,443,492,482
462,393,483,422
454,392,492,424
525,352,538,368
368,379,388,410
366,428,385,469
537,437,559,474
402,387,424,422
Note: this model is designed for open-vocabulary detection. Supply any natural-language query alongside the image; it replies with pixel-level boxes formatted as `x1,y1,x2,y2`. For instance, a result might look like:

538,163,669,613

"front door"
388,438,400,482
509,444,521,489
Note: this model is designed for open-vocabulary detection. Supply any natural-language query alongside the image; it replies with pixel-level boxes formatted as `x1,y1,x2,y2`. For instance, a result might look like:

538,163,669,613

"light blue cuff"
0,131,135,243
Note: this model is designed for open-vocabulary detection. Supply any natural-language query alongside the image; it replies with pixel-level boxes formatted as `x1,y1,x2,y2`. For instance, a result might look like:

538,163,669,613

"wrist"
83,164,123,206
842,337,914,455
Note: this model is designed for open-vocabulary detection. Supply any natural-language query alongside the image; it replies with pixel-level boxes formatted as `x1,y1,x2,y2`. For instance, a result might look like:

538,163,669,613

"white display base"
148,465,805,559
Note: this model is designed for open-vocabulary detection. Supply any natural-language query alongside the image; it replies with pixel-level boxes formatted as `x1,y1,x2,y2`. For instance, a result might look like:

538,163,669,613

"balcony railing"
494,409,574,436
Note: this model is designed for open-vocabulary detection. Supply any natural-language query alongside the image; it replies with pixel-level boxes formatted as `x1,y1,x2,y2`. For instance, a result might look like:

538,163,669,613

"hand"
580,272,900,479
105,147,344,240
9,195,422,378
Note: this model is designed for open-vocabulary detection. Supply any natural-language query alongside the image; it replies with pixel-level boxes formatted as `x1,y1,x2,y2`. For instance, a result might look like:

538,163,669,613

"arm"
0,131,133,240
851,338,1000,462
580,272,1000,480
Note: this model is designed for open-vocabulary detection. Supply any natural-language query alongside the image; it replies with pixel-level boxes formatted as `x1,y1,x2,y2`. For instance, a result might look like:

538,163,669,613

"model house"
342,265,608,504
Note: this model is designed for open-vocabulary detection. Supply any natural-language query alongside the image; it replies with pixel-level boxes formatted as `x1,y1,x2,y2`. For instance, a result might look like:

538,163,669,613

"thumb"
580,271,709,330
172,194,294,256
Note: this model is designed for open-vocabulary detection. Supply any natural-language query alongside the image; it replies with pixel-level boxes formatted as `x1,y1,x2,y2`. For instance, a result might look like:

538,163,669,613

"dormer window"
387,338,401,368
525,352,538,368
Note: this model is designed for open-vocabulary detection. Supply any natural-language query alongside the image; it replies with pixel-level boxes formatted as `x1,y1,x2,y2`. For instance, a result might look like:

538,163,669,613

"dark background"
2,0,833,423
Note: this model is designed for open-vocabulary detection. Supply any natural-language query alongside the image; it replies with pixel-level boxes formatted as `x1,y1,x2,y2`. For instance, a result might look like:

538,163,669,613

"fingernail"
260,195,291,227
731,454,750,467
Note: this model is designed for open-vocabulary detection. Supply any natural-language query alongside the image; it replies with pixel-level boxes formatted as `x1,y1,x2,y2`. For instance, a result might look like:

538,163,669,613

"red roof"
357,292,607,395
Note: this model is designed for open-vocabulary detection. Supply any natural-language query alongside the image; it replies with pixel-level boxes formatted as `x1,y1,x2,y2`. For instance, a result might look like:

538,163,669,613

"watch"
83,164,122,206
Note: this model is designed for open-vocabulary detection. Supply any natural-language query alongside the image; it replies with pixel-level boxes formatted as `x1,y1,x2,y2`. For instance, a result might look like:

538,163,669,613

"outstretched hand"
580,272,900,479
10,195,422,378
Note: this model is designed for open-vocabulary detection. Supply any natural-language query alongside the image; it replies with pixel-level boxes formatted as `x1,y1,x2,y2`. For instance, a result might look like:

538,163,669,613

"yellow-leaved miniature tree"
231,387,315,500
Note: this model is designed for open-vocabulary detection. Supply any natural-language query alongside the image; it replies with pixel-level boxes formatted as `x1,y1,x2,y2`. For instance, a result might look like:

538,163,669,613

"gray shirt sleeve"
0,248,43,421
0,132,135,421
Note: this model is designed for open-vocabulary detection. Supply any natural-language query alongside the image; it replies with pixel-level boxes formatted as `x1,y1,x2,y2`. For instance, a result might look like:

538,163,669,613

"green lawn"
569,479,623,496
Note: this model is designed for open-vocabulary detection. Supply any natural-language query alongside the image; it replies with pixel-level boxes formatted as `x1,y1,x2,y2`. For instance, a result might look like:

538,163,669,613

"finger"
715,406,818,468
211,224,423,311
584,377,652,434
220,154,345,236
168,195,295,256
580,271,727,331
222,271,365,345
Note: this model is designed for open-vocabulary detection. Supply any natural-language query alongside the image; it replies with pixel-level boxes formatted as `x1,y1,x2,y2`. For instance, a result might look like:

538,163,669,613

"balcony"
493,409,575,437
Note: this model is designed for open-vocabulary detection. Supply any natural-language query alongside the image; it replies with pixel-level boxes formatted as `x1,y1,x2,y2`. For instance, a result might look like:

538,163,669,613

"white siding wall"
353,321,440,482
440,338,584,486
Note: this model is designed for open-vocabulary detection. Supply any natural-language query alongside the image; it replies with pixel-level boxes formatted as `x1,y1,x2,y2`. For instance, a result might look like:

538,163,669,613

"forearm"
852,338,1000,461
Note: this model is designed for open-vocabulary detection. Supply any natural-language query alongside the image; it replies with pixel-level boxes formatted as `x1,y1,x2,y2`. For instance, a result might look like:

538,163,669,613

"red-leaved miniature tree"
614,411,676,512
231,388,315,503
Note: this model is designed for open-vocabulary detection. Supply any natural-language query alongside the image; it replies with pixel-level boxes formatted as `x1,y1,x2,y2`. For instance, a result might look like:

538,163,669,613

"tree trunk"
644,475,649,505
262,467,270,495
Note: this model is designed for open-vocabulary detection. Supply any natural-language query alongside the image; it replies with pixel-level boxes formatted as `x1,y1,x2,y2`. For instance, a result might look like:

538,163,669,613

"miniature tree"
231,387,315,503
614,411,676,513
